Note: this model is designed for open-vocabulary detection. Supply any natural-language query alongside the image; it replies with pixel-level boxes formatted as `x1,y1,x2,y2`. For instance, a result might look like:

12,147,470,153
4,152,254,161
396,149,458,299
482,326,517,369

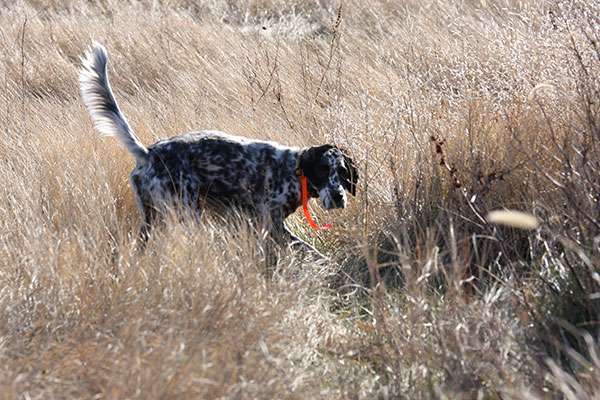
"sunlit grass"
0,0,599,398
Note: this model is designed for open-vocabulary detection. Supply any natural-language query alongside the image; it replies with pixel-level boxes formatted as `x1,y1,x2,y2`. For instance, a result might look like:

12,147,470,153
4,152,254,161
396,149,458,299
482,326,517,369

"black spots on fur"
284,190,300,215
135,131,305,225
184,180,200,201
271,151,289,189
131,173,142,189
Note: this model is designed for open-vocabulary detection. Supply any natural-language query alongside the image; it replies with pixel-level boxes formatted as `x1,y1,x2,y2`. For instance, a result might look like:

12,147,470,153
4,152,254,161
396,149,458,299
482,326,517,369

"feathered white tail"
79,42,148,164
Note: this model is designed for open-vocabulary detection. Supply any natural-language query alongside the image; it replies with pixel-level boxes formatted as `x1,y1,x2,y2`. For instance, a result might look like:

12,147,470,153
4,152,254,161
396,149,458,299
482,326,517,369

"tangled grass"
1,0,599,398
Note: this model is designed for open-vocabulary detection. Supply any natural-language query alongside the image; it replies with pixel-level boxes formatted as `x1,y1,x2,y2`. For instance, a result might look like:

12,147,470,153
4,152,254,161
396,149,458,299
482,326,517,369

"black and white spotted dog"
79,43,358,252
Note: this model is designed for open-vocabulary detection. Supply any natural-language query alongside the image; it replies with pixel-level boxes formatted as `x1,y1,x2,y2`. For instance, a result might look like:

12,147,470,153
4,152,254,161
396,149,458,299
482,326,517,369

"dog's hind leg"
139,204,158,243
130,173,160,245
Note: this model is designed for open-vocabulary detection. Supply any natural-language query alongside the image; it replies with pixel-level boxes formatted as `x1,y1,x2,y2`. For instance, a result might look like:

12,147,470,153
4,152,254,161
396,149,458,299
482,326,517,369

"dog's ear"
340,150,358,196
299,144,333,175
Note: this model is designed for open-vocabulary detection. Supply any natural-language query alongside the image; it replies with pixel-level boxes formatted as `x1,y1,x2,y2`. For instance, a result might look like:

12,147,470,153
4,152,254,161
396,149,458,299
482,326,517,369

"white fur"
79,42,149,164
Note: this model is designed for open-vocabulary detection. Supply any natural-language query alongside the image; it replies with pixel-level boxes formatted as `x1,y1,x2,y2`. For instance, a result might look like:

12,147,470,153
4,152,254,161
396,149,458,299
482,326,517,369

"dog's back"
131,130,298,214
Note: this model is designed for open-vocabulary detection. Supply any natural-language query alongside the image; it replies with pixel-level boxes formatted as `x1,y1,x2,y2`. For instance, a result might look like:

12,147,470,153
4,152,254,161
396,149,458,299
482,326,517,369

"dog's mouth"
320,189,347,210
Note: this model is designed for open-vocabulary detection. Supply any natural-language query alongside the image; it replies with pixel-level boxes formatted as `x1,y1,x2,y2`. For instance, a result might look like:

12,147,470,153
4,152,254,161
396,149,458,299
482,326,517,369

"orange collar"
298,170,332,230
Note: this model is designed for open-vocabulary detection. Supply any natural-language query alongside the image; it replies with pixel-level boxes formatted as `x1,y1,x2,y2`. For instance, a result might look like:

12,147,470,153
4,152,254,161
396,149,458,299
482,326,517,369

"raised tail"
79,42,149,164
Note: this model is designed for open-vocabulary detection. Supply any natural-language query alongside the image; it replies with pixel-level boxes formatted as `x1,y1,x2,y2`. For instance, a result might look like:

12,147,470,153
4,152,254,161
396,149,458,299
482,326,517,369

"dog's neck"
293,149,320,198
273,148,316,217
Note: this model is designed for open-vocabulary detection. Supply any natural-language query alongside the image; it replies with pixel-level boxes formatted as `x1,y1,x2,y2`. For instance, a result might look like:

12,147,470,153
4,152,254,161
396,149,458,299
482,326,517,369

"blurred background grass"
0,0,599,398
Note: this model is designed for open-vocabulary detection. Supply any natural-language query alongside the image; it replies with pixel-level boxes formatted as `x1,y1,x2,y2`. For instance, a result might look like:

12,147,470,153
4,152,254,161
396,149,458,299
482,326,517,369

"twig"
1,30,9,138
314,2,342,102
20,15,28,130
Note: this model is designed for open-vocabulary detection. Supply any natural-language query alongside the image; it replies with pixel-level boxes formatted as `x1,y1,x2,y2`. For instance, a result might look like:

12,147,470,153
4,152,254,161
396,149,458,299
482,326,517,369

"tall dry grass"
1,0,599,398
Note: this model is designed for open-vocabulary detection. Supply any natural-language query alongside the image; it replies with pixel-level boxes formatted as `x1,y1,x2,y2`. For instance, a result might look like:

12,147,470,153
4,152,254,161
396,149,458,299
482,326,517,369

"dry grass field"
0,0,599,398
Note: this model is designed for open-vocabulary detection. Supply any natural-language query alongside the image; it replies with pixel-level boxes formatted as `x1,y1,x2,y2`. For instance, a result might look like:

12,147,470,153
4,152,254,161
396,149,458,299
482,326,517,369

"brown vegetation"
0,0,599,398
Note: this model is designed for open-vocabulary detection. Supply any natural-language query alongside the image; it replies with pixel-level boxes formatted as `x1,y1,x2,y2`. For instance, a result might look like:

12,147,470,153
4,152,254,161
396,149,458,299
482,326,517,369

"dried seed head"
486,210,539,230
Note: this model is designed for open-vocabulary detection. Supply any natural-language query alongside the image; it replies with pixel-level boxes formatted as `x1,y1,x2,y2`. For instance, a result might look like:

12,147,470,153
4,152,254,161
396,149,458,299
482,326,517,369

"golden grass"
1,0,599,398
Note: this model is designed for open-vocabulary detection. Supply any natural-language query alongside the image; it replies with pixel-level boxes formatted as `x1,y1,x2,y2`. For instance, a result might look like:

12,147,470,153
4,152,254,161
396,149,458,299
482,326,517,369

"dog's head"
299,145,359,210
